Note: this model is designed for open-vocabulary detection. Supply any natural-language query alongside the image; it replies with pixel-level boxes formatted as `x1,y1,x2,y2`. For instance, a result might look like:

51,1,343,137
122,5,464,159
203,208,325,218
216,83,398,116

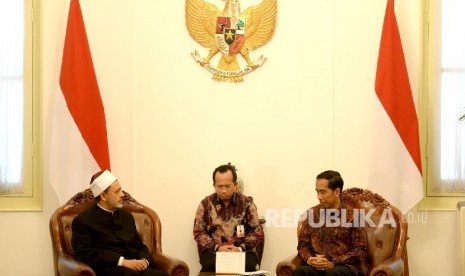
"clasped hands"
217,244,242,252
122,258,149,271
307,254,335,270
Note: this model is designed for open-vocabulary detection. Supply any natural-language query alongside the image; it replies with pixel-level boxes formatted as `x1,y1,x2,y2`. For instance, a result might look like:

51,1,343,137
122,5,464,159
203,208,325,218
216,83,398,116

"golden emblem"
186,0,277,82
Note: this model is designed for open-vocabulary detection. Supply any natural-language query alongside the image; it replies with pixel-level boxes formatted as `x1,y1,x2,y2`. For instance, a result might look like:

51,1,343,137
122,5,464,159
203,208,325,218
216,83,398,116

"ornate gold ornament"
186,0,277,82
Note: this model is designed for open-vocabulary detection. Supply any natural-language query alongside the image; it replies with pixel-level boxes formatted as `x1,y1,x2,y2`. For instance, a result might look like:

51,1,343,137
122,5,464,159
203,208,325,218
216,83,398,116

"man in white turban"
71,170,168,276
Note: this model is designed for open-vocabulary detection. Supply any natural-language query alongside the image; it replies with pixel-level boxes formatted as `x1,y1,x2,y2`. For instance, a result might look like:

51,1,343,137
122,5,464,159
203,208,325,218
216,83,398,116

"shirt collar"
215,193,238,205
96,202,115,214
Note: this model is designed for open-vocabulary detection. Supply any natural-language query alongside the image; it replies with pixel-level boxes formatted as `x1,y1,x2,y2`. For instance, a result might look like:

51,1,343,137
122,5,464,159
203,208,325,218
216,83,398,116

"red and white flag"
50,0,111,204
369,0,423,213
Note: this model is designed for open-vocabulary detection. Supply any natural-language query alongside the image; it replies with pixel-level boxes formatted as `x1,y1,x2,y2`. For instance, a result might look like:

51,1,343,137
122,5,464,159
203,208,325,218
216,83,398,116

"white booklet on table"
215,252,245,274
239,271,269,275
215,252,269,275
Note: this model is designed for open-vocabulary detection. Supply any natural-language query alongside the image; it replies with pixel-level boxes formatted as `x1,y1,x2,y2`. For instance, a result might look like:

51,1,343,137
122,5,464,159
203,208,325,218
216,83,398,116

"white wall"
0,0,458,275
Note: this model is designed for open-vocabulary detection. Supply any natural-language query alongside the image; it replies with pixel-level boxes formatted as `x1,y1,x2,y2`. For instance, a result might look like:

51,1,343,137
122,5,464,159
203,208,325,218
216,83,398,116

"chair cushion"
133,212,155,253
60,214,76,255
342,189,400,274
361,202,397,273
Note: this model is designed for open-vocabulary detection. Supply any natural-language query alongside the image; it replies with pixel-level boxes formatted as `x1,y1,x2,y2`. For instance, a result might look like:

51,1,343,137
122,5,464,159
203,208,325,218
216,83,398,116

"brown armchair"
50,189,189,276
276,188,408,276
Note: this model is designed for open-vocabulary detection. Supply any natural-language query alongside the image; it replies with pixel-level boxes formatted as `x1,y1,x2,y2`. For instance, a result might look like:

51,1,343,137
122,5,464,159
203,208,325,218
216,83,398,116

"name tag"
236,224,245,238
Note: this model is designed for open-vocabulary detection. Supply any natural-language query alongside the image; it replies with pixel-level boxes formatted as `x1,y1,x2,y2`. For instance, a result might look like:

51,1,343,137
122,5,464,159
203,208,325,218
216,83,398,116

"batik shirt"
193,192,264,252
297,201,368,274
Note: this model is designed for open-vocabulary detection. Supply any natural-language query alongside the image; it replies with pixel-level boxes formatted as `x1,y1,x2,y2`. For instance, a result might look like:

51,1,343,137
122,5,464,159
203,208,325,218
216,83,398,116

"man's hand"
122,259,148,271
217,245,242,252
306,254,335,270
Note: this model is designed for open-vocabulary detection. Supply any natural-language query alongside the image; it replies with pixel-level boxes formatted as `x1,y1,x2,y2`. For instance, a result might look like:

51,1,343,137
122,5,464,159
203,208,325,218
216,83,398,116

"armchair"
276,187,408,276
50,189,189,276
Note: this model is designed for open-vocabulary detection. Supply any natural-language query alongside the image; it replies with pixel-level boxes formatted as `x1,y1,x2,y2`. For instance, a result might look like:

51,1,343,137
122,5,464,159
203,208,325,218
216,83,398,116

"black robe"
72,203,154,273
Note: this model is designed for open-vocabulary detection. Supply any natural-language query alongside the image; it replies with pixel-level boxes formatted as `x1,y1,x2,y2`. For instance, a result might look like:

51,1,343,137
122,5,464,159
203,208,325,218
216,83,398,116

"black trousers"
98,266,169,276
292,264,355,276
200,250,259,272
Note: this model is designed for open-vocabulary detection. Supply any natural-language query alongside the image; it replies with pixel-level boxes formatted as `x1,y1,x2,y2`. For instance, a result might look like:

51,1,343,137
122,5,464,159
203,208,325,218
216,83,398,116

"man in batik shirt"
294,170,368,276
193,163,264,272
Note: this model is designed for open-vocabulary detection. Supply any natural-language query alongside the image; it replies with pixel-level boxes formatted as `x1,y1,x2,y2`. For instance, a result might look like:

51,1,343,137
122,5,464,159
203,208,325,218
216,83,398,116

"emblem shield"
215,16,246,56
224,28,236,45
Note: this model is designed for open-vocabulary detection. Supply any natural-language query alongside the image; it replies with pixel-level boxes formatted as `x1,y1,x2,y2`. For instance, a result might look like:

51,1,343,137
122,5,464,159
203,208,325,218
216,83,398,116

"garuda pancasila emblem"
186,0,277,82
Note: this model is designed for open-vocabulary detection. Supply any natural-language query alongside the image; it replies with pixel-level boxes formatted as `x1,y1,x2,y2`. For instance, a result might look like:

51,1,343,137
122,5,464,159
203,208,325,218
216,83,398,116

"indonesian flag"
50,0,111,204
369,0,423,213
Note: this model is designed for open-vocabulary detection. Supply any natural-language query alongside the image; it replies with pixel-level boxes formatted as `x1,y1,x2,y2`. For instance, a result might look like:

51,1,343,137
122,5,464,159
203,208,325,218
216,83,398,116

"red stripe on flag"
59,0,111,171
375,0,422,174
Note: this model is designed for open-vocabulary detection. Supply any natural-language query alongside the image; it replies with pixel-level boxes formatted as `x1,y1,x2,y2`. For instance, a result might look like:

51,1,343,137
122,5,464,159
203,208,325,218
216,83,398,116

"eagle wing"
185,0,220,48
241,0,277,51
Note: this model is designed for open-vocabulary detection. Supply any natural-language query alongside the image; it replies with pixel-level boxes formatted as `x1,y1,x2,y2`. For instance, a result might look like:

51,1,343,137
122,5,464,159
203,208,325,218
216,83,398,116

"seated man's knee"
292,265,319,276
142,269,169,276
200,251,216,272
326,265,355,276
245,252,259,271
119,267,140,276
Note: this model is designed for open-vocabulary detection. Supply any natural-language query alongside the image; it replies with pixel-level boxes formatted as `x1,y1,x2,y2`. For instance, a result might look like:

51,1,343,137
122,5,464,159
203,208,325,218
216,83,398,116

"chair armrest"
369,256,404,276
152,252,189,276
276,254,303,276
57,254,96,276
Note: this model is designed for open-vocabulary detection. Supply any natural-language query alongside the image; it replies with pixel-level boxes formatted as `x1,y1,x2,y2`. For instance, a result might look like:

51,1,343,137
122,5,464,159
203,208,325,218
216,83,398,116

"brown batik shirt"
297,202,368,274
193,192,264,252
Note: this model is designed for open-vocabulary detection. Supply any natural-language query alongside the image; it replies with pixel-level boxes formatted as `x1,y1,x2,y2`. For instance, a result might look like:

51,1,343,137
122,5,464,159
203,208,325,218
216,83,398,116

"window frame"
418,0,465,210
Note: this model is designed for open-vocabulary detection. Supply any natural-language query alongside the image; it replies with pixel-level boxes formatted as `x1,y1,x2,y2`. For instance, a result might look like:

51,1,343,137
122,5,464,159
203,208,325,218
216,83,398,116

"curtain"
0,0,24,192
437,0,465,191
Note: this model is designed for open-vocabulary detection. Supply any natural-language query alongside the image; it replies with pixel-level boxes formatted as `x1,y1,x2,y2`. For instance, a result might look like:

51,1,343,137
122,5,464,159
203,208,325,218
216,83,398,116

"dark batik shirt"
193,192,264,252
297,202,368,274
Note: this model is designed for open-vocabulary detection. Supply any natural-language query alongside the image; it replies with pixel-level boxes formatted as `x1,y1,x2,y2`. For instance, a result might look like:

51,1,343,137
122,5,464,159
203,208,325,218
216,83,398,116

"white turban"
90,170,117,197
